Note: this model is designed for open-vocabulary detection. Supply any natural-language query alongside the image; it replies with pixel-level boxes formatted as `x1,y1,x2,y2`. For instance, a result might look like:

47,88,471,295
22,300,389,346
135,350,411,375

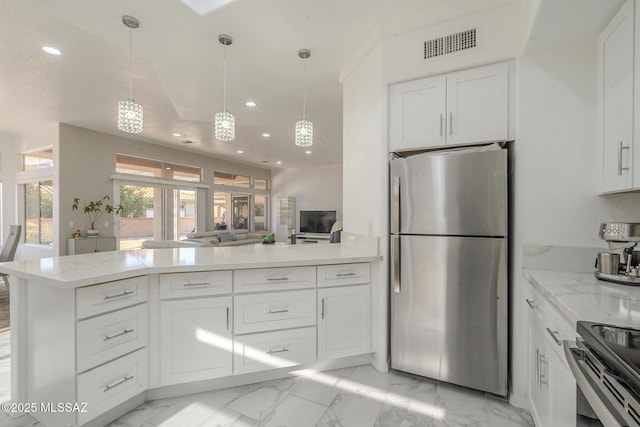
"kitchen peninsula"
1,238,380,427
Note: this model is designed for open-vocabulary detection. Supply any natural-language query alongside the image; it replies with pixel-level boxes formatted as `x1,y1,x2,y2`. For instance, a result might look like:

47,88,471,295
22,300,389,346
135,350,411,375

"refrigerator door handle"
391,235,401,293
392,176,400,233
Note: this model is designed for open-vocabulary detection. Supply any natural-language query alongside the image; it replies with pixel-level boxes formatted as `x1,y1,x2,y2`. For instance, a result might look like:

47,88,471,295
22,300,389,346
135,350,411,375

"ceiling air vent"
424,28,477,60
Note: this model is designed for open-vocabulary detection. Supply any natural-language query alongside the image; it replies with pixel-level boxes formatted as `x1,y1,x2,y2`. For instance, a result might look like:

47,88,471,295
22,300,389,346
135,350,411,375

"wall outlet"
69,221,74,228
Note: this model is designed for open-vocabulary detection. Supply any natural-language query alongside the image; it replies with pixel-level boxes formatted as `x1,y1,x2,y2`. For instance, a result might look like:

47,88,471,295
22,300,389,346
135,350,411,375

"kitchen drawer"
234,289,316,334
317,263,371,287
76,276,148,319
234,266,316,293
526,284,546,326
545,300,576,364
160,270,232,299
76,303,148,372
233,327,317,375
77,348,148,425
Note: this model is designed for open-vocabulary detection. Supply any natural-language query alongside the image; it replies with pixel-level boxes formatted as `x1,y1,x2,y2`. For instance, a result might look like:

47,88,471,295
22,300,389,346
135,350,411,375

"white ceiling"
0,0,516,169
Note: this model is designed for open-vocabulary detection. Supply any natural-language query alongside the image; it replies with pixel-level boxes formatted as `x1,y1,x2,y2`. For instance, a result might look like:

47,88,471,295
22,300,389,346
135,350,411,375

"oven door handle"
563,340,629,427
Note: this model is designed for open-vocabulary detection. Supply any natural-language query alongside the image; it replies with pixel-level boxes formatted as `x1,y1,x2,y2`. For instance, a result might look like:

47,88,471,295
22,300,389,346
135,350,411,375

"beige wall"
270,164,343,242
57,124,269,255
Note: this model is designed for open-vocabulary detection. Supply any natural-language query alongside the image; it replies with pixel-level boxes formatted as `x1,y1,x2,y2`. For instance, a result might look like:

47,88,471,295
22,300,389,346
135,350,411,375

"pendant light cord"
223,44,227,112
302,57,306,120
128,26,133,100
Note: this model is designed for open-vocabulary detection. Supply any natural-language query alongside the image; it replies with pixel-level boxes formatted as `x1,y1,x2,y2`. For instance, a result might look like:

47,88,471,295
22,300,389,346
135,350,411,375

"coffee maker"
596,222,640,285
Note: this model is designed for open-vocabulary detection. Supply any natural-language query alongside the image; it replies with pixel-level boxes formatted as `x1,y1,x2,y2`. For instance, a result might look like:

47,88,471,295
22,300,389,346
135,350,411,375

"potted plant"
262,233,276,244
72,195,123,237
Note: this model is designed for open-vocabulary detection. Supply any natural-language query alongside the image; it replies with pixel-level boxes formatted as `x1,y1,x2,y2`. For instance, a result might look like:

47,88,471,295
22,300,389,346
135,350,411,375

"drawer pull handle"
546,327,562,346
183,282,210,287
268,308,289,314
525,299,538,310
321,298,325,319
103,290,134,300
267,347,289,355
103,328,134,342
266,277,289,281
103,375,134,392
336,272,357,277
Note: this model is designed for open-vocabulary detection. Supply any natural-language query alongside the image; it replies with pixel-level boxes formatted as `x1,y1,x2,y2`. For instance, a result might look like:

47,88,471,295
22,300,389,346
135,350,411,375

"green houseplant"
72,195,123,237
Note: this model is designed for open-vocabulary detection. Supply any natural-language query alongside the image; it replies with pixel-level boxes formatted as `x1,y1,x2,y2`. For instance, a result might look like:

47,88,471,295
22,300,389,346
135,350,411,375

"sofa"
183,229,264,247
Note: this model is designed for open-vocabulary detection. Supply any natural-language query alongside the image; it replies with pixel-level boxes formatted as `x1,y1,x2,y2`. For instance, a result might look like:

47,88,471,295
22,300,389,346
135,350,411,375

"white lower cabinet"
160,296,233,385
318,284,371,359
526,284,576,427
233,327,317,375
77,348,148,425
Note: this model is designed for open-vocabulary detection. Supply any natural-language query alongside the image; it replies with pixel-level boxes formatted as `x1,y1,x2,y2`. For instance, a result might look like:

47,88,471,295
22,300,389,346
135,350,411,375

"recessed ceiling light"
245,101,257,107
276,161,282,165
236,150,244,154
42,46,61,56
165,167,171,170
173,132,182,137
305,150,312,154
262,133,270,138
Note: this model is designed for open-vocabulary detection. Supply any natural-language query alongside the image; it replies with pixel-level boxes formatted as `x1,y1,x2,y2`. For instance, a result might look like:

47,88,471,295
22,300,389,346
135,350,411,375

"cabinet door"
317,285,371,360
160,296,232,385
96,237,116,252
389,75,446,151
446,62,509,145
599,0,634,192
549,348,576,427
527,296,550,427
70,238,96,254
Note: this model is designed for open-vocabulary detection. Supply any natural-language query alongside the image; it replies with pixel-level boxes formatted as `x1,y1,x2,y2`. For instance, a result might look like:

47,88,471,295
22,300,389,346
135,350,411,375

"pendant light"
117,15,143,134
214,34,235,142
295,48,312,147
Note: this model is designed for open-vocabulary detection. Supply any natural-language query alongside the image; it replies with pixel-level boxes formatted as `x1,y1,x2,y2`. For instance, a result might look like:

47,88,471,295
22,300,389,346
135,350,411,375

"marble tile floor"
0,344,533,427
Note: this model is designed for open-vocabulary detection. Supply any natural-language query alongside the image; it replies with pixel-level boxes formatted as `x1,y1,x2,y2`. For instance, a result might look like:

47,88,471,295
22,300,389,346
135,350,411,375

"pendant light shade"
117,15,143,134
215,34,235,142
295,48,312,147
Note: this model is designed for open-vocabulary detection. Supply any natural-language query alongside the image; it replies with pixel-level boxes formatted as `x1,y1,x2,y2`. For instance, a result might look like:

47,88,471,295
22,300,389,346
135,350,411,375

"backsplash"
522,244,604,273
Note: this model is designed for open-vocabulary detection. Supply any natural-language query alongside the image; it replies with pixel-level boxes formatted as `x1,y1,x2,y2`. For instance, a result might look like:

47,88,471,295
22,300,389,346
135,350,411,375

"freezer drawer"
390,148,507,236
390,235,507,396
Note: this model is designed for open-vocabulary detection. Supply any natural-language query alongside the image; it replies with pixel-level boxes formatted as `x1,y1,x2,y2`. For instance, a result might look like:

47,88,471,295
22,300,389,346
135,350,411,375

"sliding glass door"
118,184,197,249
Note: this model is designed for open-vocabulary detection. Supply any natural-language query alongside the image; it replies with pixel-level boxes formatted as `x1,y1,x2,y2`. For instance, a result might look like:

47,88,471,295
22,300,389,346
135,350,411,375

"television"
299,210,336,234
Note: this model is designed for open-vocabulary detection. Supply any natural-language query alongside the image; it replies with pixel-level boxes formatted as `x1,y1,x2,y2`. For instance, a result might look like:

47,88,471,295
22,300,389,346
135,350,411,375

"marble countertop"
0,243,381,289
524,268,640,329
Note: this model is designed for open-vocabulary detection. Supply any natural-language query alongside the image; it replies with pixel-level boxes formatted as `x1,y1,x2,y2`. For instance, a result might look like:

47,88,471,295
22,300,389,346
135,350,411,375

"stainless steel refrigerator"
390,145,508,397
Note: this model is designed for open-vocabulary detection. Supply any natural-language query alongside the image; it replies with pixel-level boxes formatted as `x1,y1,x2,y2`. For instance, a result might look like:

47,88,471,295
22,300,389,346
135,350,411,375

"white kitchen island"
1,240,380,427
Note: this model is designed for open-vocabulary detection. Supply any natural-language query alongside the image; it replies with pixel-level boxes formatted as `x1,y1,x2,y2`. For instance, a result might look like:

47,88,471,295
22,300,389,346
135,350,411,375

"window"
254,195,268,232
212,171,270,232
116,154,202,182
254,178,269,191
213,192,269,232
23,147,53,171
214,172,251,187
118,184,197,250
24,180,53,245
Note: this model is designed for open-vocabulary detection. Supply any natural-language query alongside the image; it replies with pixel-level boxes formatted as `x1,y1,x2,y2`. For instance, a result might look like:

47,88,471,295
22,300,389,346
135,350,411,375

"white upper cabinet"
389,76,446,150
598,0,635,193
446,63,509,145
389,62,510,152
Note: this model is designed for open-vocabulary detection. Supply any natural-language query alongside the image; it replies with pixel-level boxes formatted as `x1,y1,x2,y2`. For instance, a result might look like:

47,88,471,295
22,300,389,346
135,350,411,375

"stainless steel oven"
564,322,640,427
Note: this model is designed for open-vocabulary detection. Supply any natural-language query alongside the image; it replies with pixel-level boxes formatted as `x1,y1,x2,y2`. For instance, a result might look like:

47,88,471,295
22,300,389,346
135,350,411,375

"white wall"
270,164,342,241
0,134,19,242
342,43,388,370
